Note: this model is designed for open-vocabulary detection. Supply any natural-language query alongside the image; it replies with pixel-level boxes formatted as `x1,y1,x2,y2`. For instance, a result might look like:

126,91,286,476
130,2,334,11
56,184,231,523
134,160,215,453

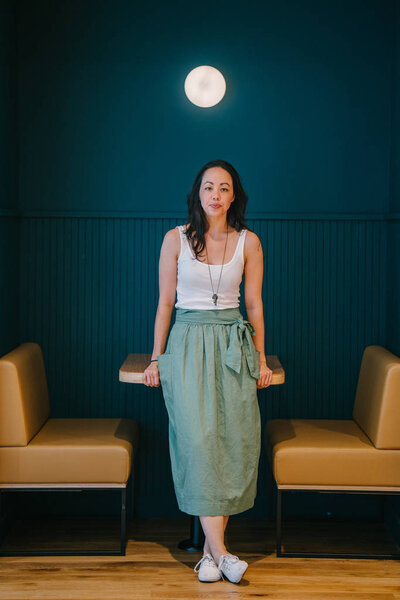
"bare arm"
244,231,273,388
143,228,179,386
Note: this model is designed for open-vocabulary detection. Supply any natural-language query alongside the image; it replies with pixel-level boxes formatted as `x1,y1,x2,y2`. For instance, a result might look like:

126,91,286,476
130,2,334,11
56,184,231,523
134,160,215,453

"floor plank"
0,518,399,600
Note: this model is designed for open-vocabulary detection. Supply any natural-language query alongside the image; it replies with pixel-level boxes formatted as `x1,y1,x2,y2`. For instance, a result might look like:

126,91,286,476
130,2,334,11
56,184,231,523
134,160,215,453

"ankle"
212,547,228,565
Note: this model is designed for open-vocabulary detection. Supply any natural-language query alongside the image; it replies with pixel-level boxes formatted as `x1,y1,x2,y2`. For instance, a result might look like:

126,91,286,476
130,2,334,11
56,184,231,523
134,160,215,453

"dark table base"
178,515,204,551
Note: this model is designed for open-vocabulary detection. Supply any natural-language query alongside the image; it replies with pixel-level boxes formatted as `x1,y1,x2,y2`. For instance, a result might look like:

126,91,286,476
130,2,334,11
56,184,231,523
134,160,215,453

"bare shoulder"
161,227,180,259
244,229,263,259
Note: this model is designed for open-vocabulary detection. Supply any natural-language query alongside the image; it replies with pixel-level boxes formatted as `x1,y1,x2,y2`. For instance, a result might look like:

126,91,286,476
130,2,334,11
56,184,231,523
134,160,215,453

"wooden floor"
0,517,399,599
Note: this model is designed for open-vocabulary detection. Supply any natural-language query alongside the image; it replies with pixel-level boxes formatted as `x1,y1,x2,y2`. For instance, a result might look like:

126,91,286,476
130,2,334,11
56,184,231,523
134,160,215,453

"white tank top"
174,225,247,310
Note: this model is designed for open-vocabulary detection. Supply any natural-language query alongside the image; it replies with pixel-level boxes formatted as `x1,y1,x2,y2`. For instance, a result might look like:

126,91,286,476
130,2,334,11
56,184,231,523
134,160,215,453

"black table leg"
178,516,204,551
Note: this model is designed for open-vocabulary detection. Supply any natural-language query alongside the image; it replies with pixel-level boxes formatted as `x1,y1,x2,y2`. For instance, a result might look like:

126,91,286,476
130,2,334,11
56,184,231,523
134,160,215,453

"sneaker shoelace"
221,554,239,567
219,554,240,580
194,554,216,573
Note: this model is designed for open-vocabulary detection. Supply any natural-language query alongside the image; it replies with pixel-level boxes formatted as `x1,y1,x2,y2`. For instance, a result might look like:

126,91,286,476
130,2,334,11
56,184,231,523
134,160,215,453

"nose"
212,190,220,200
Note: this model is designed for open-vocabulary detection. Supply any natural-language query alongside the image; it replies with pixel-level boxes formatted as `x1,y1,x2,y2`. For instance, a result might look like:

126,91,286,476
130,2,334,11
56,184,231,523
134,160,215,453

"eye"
204,186,212,191
221,187,228,192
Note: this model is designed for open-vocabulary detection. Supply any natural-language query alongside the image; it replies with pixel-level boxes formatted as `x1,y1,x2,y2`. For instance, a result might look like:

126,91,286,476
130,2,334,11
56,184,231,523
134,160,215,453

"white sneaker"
194,553,222,582
218,553,248,583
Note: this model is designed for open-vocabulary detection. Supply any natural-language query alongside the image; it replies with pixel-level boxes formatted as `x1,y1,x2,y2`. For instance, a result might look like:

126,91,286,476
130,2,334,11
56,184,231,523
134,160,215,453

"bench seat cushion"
0,418,139,484
264,419,400,487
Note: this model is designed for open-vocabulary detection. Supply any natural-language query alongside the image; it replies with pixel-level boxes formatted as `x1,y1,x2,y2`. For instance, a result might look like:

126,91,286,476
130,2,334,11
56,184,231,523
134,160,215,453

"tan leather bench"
264,345,400,559
0,343,139,556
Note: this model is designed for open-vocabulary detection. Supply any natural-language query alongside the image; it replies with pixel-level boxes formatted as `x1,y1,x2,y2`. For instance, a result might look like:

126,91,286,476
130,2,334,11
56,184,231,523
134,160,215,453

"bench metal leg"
274,484,400,560
276,488,282,557
120,487,127,555
0,487,128,556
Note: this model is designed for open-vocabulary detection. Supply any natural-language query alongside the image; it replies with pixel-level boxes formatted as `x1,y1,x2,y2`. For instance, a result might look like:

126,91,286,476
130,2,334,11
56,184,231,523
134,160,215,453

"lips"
210,204,221,208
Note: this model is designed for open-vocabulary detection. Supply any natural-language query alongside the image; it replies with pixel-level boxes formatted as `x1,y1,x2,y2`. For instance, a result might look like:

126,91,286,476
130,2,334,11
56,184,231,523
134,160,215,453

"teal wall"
0,0,19,357
17,0,393,214
0,0,17,212
0,0,399,523
390,1,400,215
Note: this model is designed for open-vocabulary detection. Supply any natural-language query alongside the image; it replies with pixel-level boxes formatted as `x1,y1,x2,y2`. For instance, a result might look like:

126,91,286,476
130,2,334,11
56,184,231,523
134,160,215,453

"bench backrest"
0,343,50,446
353,345,400,449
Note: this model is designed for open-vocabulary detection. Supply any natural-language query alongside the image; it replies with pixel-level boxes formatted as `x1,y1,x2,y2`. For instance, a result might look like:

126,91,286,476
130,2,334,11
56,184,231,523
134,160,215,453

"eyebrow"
204,181,231,186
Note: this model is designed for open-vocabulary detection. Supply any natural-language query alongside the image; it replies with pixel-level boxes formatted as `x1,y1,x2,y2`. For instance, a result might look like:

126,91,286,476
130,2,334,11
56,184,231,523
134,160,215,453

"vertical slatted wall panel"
0,216,20,356
19,216,387,517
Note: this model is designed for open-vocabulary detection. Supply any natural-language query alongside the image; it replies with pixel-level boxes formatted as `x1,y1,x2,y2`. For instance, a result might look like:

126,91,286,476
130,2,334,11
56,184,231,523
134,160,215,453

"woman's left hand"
257,360,273,389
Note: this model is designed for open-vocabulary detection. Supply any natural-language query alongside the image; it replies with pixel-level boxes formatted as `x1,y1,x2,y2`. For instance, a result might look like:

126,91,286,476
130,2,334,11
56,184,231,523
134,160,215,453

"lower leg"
201,515,229,561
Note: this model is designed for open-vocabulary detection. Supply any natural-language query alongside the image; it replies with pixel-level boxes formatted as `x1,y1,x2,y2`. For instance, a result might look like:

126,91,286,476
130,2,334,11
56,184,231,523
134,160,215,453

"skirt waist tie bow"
224,318,260,379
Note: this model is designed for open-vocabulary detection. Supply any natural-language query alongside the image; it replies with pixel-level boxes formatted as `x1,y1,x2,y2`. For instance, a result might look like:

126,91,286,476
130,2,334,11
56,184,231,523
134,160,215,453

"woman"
143,159,272,584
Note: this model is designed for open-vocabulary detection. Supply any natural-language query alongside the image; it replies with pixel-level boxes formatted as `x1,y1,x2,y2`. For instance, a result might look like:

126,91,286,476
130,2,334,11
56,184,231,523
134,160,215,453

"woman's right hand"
142,361,161,387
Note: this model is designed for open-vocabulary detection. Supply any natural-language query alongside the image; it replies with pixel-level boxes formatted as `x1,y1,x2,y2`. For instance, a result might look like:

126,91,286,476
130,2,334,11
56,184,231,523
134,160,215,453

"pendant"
212,293,218,305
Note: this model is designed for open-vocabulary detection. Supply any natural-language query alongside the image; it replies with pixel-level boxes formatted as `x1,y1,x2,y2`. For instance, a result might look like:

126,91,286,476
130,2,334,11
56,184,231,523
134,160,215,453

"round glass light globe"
184,65,226,108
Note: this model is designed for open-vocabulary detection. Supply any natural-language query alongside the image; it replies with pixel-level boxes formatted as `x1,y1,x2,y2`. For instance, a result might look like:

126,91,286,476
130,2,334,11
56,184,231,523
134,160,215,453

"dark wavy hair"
185,159,249,259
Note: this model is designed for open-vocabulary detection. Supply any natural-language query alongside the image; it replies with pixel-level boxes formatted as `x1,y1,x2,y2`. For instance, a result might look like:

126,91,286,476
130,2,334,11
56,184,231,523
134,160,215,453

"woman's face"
199,167,235,218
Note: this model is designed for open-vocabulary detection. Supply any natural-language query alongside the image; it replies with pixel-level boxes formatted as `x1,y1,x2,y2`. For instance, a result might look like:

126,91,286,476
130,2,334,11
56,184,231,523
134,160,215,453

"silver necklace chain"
205,224,229,306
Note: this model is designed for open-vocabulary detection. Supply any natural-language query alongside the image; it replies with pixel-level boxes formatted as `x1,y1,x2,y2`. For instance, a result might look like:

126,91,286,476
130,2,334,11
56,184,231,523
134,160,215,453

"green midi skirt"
157,307,261,516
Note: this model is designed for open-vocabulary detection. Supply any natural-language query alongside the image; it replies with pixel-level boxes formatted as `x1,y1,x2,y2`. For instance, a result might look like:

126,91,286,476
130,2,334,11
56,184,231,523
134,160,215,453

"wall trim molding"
0,208,396,220
14,210,400,220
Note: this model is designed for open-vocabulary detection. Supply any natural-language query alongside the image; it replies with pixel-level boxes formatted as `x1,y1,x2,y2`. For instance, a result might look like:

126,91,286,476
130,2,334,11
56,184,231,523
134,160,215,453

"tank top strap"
176,224,190,260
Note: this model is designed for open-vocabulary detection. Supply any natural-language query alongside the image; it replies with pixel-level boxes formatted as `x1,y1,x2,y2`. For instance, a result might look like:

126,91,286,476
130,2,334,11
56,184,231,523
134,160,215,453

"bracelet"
150,359,158,362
